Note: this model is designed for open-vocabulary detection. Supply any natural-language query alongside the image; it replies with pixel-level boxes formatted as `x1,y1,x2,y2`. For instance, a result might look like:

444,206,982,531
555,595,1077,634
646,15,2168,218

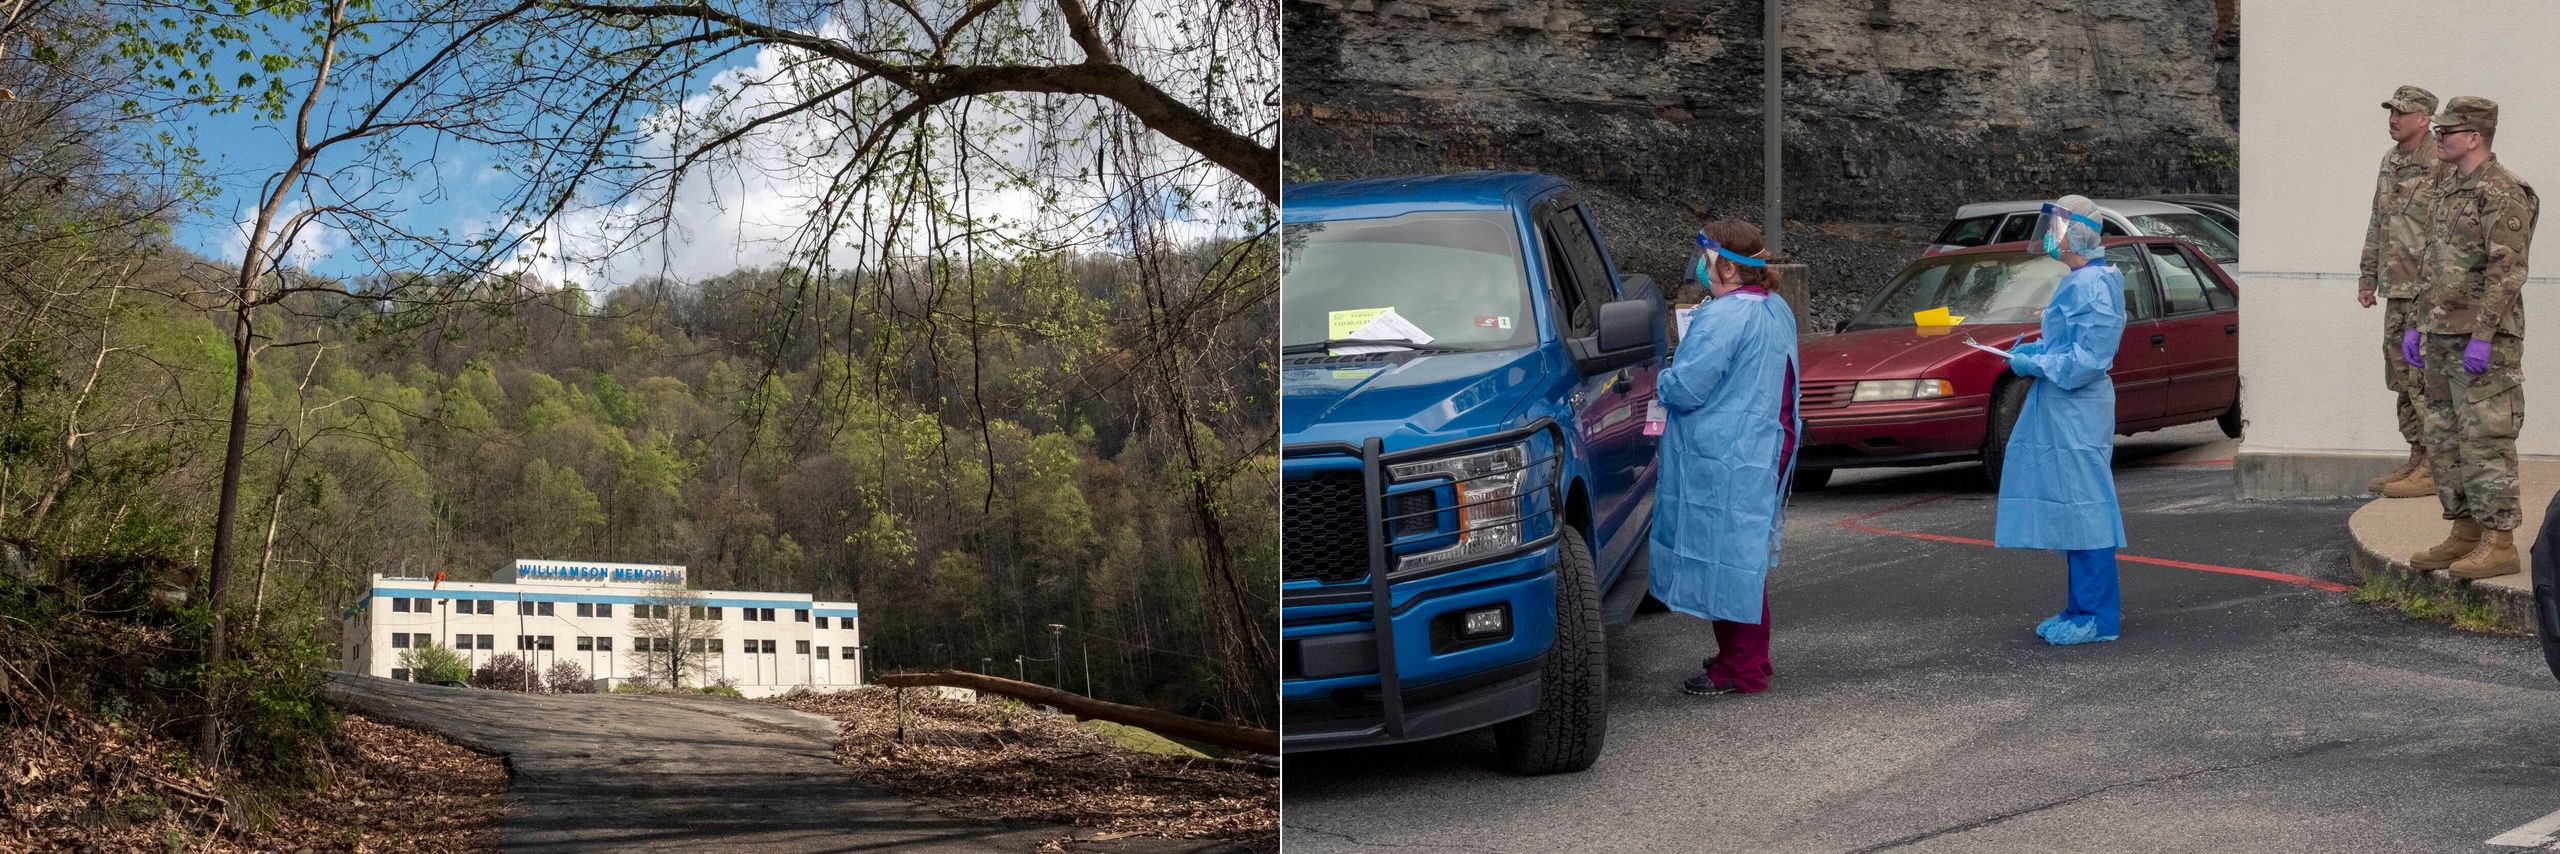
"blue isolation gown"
1648,290,1801,625
1994,261,2130,552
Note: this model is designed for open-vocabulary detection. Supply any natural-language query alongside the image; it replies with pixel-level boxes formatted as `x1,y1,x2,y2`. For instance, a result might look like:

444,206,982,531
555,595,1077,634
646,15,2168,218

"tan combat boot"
2448,529,2520,580
2380,453,2436,498
2410,518,2484,570
2368,446,2423,493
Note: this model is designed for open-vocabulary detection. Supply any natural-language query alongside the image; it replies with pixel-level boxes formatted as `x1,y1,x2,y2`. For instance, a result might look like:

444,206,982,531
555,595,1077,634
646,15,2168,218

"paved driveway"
325,675,1226,852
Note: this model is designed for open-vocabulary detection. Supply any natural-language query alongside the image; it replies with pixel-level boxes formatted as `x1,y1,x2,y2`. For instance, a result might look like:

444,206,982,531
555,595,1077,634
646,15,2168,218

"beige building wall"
2238,0,2560,497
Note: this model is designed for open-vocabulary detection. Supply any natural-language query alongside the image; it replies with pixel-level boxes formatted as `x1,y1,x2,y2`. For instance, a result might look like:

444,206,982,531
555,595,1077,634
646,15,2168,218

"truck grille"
1284,471,1371,585
1799,380,1857,409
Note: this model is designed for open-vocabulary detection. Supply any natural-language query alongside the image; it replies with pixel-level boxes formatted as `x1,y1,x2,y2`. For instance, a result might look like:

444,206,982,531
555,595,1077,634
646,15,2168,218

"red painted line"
1829,492,2355,594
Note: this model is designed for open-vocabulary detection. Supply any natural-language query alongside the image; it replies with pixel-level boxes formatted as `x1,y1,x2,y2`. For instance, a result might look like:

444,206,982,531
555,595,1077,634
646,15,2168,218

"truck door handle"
2150,334,2167,347
2224,324,2237,335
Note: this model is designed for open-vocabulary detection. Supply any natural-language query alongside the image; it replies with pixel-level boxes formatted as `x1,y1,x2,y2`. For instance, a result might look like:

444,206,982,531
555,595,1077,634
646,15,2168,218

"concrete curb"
2344,497,2542,632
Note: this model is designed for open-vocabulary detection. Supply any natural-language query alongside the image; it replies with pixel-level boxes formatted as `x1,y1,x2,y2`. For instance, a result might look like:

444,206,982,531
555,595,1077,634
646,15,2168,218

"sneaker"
1681,672,1739,696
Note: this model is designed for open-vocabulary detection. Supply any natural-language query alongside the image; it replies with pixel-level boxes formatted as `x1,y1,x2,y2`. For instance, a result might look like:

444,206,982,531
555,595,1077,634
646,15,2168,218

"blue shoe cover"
2037,616,2119,646
2035,612,2067,637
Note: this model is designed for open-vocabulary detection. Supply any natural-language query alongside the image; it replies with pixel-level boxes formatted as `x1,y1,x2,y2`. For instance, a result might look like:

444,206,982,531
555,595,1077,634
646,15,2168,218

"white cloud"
493,0,1276,291
218,201,348,272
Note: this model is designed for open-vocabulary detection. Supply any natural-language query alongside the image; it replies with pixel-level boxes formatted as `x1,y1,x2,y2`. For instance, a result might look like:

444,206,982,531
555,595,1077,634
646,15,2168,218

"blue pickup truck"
1279,172,1668,774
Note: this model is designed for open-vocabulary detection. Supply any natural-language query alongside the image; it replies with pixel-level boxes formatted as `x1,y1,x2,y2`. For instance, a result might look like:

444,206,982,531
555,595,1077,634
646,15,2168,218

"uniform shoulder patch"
2506,214,2525,232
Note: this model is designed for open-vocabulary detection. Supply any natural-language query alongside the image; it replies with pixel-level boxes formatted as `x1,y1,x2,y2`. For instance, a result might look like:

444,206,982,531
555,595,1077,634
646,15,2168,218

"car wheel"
1981,378,2032,489
1494,526,1608,775
2217,388,2244,439
1792,467,1833,491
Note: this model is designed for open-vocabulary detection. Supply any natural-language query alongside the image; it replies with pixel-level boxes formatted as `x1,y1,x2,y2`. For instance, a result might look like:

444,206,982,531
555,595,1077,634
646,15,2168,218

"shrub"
469,653,536,692
543,659,593,694
398,643,471,684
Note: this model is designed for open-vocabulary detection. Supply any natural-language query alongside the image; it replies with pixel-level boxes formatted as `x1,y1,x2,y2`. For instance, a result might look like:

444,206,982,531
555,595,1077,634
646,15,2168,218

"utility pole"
1764,0,1784,258
1047,624,1065,690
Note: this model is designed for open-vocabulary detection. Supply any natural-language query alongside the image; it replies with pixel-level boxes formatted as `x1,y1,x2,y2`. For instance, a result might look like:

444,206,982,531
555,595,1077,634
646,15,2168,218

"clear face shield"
2032,203,2104,262
1687,231,1770,297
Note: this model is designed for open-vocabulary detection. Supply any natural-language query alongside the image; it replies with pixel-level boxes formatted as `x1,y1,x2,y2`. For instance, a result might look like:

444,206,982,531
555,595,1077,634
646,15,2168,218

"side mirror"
1572,293,1665,375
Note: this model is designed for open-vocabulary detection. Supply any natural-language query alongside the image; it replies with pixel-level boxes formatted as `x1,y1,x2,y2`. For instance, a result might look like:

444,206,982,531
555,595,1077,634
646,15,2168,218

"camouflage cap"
2382,85,2438,114
2433,95,2499,135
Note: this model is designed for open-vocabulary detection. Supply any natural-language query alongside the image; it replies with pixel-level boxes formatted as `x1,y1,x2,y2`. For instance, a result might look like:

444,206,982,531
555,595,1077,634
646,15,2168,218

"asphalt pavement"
1281,424,2560,853
323,674,1234,852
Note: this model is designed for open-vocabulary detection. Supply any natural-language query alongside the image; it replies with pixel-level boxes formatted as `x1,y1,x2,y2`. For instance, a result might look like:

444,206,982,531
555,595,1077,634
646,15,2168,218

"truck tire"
1494,526,1608,775
1793,467,1833,491
1980,378,2031,490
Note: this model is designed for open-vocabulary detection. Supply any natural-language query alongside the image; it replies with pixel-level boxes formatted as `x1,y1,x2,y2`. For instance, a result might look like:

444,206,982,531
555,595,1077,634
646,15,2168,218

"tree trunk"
874,670,1276,755
198,305,255,768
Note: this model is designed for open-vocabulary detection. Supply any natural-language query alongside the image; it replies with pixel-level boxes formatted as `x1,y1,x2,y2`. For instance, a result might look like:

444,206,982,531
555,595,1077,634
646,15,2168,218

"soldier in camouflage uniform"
2405,96,2538,580
2362,85,2453,498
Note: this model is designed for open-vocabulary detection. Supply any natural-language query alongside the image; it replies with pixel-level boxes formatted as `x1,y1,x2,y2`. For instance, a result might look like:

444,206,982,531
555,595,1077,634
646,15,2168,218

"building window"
392,598,410,613
576,603,593,618
517,635,533,651
596,603,613,618
537,635,555,651
468,600,487,615
576,636,594,651
796,609,808,623
519,600,534,615
455,635,475,650
390,632,411,649
392,668,410,681
841,646,856,660
762,639,778,654
688,638,707,652
594,636,613,651
816,647,829,660
419,598,435,611
478,634,494,650
815,616,828,629
538,601,555,617
795,640,810,655
706,606,720,620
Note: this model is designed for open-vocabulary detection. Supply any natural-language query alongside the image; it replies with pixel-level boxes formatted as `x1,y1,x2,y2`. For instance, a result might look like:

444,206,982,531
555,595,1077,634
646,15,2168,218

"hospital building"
340,559,862,698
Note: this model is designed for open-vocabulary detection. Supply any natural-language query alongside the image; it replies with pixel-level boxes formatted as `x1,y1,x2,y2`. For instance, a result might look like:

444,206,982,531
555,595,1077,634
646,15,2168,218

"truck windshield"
1282,210,1535,351
1844,251,2068,331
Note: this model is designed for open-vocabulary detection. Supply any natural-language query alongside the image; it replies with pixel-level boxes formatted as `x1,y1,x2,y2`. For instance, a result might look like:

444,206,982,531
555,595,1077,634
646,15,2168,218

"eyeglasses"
2433,127,2480,138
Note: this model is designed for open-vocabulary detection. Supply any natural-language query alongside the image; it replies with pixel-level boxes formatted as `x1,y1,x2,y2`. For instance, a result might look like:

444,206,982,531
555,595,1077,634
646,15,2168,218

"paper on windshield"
1961,337,2013,359
1331,308,1435,355
1328,307,1390,338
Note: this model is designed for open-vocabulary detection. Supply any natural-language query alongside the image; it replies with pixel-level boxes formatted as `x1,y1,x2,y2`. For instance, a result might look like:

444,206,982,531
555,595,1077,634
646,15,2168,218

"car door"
2102,245,2170,425
1540,199,1652,578
2149,242,2242,417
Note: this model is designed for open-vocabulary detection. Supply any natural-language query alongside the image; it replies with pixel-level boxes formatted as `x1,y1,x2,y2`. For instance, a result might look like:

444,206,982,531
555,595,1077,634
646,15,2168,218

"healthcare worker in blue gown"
1650,219,1801,696
1998,194,2131,646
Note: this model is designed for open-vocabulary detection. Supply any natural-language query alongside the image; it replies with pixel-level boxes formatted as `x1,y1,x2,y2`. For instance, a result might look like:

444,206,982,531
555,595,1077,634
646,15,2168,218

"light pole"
1014,655,1025,682
1047,624,1065,689
981,656,993,676
1763,0,1784,258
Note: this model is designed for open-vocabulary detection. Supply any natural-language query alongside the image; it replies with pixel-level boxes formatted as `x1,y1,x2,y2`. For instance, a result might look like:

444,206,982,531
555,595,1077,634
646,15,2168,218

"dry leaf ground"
0,710,505,852
768,688,1277,852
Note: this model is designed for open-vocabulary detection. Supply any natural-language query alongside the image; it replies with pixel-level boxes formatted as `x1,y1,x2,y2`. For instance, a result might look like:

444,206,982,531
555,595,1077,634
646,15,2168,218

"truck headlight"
1386,436,1555,576
1851,378,1955,402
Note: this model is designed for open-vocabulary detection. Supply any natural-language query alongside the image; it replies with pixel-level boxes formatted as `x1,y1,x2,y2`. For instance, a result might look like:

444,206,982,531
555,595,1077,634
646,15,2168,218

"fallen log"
873,670,1278,755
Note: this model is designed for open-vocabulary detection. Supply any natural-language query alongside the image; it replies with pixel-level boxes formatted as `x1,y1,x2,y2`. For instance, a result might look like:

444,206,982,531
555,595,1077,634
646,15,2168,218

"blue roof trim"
372,588,809,610
814,608,859,619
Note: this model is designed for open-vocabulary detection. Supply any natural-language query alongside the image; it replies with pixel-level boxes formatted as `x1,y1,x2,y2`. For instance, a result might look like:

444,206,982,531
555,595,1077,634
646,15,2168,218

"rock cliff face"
1284,0,2239,323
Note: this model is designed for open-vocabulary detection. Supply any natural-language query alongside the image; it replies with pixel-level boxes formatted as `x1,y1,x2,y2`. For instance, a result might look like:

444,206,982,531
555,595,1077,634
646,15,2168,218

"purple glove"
2463,338,2493,374
2402,329,2424,367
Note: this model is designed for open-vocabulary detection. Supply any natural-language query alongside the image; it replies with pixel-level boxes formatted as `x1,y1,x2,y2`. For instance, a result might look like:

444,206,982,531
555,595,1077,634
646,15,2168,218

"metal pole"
1047,624,1065,690
1082,644,1091,698
1763,0,1784,258
981,655,992,676
1014,655,1025,682
518,590,527,692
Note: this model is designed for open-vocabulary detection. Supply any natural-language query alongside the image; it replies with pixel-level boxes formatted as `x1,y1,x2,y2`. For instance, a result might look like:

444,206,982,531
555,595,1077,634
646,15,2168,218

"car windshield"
1844,251,2069,331
1281,210,1534,351
2129,213,2238,263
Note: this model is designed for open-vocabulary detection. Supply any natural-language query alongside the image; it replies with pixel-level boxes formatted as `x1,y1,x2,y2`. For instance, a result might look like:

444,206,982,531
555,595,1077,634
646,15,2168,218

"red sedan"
1794,237,2241,488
